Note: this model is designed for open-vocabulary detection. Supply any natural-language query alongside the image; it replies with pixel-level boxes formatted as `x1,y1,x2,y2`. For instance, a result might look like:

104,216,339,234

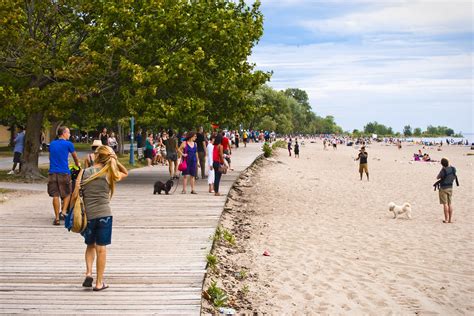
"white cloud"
251,42,473,132
300,0,473,35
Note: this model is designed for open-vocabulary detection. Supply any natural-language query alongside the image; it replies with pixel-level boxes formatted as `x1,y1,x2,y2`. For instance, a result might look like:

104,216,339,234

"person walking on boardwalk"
355,146,369,181
100,128,108,145
164,129,179,179
243,130,248,147
8,126,25,175
222,131,233,171
212,134,225,196
48,126,80,225
178,132,199,194
196,127,207,179
207,134,215,193
81,145,128,291
436,158,458,223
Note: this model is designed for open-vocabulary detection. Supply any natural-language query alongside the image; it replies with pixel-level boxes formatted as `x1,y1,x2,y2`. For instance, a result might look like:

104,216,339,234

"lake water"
407,133,474,145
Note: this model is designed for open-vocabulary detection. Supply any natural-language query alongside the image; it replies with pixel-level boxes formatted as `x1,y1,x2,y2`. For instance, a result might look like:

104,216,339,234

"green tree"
1,0,270,178
403,125,412,136
413,127,422,136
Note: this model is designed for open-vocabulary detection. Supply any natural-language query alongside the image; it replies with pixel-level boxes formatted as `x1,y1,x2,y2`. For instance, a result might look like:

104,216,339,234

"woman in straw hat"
84,139,103,168
80,145,128,291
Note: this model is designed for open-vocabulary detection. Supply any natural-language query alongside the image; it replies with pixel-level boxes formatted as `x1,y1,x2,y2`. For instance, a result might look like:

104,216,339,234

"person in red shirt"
221,131,233,171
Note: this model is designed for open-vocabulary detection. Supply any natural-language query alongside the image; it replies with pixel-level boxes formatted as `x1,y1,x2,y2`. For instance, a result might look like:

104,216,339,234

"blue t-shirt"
49,139,75,174
14,132,25,153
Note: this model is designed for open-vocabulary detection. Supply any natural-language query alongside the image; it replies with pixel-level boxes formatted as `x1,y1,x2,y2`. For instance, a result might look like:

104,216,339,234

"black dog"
153,180,174,195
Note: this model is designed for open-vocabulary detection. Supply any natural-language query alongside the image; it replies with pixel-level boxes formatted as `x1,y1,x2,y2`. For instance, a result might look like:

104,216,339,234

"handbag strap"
71,169,85,202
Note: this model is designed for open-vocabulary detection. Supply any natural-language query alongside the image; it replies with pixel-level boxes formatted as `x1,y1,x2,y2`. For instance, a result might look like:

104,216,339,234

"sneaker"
7,170,15,175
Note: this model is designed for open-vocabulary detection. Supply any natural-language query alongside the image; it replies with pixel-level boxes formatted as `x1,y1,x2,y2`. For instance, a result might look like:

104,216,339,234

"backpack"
65,169,87,233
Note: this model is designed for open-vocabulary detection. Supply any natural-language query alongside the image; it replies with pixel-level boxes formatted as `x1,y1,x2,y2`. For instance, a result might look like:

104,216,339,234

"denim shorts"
82,216,113,246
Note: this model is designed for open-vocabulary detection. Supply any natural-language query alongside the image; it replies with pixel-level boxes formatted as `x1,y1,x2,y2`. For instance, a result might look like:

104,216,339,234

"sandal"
191,191,197,194
82,276,93,287
181,190,186,194
93,283,109,291
53,219,60,226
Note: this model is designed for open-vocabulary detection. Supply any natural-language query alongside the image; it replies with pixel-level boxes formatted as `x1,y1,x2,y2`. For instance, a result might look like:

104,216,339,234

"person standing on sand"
355,146,369,181
294,139,300,158
437,158,458,223
288,138,292,156
81,145,128,291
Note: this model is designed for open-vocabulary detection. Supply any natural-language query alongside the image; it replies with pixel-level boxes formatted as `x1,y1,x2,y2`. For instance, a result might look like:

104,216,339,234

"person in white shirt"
206,134,215,193
107,132,118,152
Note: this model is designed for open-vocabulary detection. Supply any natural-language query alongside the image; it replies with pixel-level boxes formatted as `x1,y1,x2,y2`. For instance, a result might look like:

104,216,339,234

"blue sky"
250,0,473,134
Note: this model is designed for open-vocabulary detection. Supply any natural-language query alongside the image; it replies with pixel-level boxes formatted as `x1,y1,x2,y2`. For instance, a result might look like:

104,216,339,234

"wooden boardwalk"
0,144,261,315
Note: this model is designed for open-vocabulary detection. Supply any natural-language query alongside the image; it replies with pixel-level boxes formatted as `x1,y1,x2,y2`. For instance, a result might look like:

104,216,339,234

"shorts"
13,152,22,163
223,150,231,164
144,148,153,159
439,188,453,205
47,173,71,198
359,163,368,173
167,152,177,161
82,216,113,246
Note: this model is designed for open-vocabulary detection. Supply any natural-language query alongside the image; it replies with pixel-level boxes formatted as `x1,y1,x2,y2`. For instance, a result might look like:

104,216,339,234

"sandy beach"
203,141,473,314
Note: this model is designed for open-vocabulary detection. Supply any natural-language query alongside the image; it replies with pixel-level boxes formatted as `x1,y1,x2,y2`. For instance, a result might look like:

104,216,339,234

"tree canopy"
245,86,342,134
0,0,270,178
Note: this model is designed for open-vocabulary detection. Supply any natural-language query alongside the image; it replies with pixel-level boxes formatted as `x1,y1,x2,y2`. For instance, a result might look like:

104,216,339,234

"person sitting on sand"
422,153,431,162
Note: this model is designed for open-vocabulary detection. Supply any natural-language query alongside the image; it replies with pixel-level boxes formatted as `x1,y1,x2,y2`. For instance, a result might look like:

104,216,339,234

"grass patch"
272,140,286,149
0,169,49,183
262,142,272,157
206,281,228,308
117,154,148,170
0,188,14,194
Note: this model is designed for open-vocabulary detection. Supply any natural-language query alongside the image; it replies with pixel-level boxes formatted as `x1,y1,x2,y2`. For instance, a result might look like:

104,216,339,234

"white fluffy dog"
388,202,412,219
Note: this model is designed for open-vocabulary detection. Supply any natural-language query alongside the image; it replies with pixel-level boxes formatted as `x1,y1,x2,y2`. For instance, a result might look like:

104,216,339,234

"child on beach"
288,138,292,156
355,147,369,181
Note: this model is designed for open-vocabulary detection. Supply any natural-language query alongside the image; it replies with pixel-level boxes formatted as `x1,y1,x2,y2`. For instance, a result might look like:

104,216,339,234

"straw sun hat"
91,139,102,149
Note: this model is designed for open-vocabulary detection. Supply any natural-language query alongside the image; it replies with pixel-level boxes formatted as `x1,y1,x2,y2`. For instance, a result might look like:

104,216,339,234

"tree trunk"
49,121,62,143
9,124,16,148
20,111,45,179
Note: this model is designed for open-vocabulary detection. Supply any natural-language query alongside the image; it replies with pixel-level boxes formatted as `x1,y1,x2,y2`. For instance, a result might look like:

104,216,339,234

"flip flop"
53,219,60,226
93,283,109,291
82,276,93,287
191,191,197,194
181,190,186,194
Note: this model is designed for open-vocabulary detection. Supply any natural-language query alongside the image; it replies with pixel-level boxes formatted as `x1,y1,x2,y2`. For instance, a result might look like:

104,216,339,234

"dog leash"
169,173,180,195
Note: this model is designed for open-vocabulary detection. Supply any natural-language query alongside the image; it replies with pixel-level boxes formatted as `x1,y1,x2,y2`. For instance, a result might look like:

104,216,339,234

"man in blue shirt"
48,126,80,225
8,126,25,175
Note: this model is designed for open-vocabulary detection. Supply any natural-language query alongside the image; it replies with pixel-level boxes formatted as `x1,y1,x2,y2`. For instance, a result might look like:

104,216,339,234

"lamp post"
130,116,135,165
